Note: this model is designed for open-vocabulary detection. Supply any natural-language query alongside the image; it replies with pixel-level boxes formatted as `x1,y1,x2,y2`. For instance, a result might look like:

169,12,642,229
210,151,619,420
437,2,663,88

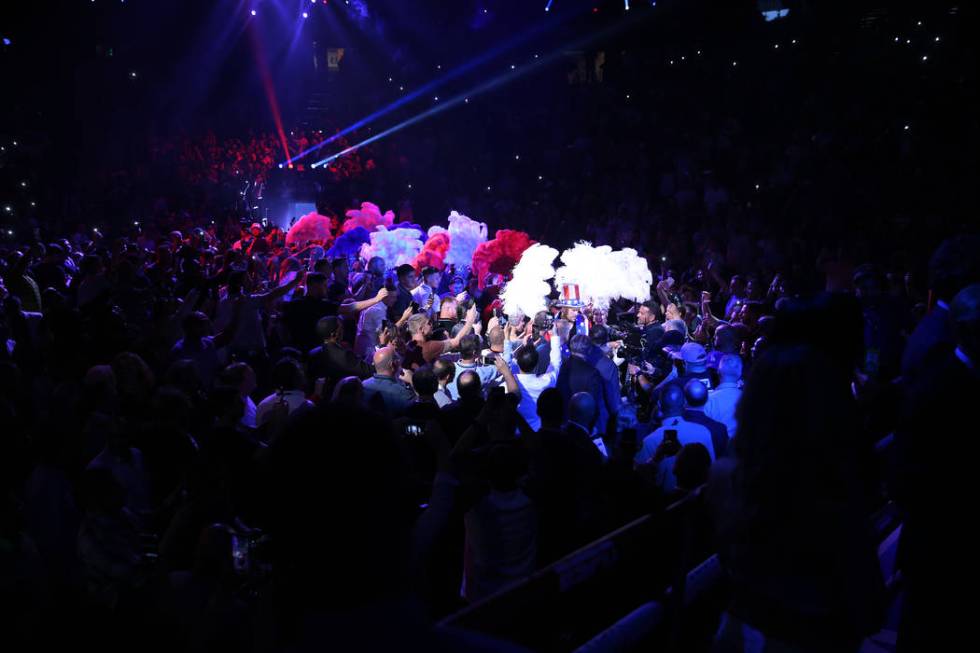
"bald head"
684,379,709,408
568,391,597,429
717,353,743,382
661,384,685,416
373,346,397,376
457,370,482,400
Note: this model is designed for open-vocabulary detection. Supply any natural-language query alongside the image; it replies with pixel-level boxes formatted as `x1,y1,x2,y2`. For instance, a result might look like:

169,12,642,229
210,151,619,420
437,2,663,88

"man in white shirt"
502,325,562,431
214,269,306,355
635,385,714,490
705,354,743,438
354,280,399,360
412,266,442,319
256,357,313,427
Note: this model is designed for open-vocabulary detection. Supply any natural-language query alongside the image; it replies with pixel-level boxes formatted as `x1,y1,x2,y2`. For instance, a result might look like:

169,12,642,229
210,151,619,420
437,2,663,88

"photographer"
447,333,501,400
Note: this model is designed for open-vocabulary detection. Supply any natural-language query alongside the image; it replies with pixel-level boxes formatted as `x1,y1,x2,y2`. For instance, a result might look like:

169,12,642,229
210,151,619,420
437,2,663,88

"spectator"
308,315,374,393
901,235,980,379
255,357,313,427
462,443,536,602
354,279,399,360
432,358,456,408
218,362,259,429
405,365,441,422
708,345,885,651
447,334,499,400
362,346,416,416
391,264,420,320
682,379,730,459
705,353,743,438
635,384,715,490
556,334,608,434
895,283,980,651
503,323,562,431
404,304,478,366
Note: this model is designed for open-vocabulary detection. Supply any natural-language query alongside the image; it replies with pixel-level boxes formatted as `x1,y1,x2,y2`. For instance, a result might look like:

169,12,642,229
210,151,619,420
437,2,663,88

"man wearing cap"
672,342,714,389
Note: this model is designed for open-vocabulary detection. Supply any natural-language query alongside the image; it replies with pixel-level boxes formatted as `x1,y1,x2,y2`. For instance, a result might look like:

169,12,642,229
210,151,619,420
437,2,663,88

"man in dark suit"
390,264,419,321
895,283,980,652
526,390,604,563
556,334,609,434
901,235,980,379
307,316,374,395
682,379,730,459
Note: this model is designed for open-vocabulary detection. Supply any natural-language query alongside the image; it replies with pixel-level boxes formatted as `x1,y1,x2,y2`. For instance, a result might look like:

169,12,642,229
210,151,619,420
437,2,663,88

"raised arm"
494,355,520,396
340,287,389,315
255,269,306,302
446,304,478,350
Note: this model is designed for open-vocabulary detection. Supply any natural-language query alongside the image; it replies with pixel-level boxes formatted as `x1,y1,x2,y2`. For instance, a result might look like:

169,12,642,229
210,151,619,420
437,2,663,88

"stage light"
437,65,442,70
251,10,256,16
696,50,701,55
904,124,910,131
791,39,797,44
895,37,900,42
20,181,27,187
30,202,36,207
625,0,630,11
732,60,738,66
278,163,284,169
3,206,10,212
755,184,760,190
906,39,911,44
486,186,491,191
434,96,439,101
774,43,779,49
922,55,928,61
545,0,553,11
464,98,469,103
2,38,10,46
680,55,685,60
626,94,630,99
407,183,413,189
917,21,922,26
538,175,543,180
399,86,404,91
515,154,520,160
669,60,674,65
935,36,941,42
129,71,137,79
510,64,516,70
303,12,308,19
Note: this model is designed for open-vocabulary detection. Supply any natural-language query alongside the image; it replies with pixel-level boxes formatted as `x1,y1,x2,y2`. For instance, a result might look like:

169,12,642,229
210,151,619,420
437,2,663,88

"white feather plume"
555,242,653,310
611,248,653,303
359,225,425,267
443,210,488,266
501,243,559,318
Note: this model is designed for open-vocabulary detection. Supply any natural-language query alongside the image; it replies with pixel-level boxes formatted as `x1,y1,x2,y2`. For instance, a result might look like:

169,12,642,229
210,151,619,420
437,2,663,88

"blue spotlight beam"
311,11,650,170
282,6,583,167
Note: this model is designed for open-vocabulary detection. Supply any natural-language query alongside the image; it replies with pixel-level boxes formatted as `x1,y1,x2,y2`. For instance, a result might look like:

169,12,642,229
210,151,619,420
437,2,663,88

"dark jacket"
308,341,374,388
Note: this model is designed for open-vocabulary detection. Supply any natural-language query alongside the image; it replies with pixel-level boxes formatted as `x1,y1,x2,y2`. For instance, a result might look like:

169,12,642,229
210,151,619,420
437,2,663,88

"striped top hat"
556,282,586,308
